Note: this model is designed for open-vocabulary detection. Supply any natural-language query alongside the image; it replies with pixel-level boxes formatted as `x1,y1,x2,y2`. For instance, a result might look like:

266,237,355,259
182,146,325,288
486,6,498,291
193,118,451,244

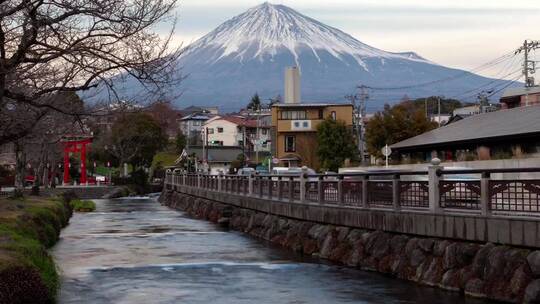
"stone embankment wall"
161,190,540,303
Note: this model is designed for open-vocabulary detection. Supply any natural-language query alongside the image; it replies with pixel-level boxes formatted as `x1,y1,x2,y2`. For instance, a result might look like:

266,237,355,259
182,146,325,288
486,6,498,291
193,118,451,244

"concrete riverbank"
161,189,540,303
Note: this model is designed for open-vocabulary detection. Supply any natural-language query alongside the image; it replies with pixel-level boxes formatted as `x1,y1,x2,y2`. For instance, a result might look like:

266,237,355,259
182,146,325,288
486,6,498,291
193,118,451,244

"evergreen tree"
175,132,187,154
316,118,357,172
247,93,262,111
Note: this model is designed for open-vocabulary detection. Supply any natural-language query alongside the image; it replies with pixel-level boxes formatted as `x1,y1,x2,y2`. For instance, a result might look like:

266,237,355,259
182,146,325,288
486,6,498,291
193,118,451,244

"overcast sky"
170,0,539,77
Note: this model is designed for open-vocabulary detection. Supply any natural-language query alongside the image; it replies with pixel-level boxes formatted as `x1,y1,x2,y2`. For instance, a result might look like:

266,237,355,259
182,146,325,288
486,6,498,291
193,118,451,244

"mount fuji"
111,2,514,110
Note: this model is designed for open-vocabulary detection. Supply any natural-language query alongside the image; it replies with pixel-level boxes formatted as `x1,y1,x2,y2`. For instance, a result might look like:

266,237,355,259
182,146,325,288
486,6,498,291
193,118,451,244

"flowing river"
52,196,486,304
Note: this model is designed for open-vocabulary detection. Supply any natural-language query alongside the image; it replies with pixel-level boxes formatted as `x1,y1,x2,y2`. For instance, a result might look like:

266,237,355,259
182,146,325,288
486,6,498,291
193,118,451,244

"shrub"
69,200,96,212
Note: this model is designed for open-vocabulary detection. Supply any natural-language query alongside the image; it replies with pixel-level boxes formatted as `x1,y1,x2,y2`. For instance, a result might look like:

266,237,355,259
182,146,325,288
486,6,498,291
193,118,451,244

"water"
52,196,485,304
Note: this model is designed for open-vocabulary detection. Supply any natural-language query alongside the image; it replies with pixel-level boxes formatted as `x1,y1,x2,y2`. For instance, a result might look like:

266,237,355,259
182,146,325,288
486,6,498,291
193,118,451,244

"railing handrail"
164,166,540,218
437,167,540,176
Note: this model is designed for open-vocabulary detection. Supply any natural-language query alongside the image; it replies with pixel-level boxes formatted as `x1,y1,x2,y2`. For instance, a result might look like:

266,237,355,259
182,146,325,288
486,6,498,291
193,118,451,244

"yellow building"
271,103,354,170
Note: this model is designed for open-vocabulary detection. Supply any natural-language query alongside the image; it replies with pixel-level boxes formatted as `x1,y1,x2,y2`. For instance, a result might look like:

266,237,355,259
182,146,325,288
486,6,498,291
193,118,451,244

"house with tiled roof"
391,104,540,162
202,116,271,163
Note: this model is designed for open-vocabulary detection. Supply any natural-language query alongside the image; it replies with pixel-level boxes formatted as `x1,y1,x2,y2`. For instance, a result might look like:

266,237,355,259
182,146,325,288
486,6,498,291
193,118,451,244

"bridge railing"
165,164,540,218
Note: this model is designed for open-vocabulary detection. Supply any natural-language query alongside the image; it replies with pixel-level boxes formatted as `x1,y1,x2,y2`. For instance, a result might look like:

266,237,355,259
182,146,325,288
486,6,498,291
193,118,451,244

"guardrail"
165,163,540,218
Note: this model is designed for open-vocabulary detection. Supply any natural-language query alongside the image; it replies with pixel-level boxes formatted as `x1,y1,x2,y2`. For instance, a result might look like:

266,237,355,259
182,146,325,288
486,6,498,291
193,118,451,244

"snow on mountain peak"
185,2,430,68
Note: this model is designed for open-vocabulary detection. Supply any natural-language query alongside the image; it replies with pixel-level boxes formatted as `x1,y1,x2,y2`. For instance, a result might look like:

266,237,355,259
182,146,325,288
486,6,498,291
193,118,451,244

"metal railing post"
197,174,201,188
318,176,324,204
248,174,254,195
338,175,344,205
288,177,294,201
480,172,491,217
392,174,401,210
300,167,307,203
258,176,263,198
217,172,223,192
428,158,443,214
277,176,283,200
182,174,186,186
362,175,369,208
268,177,273,198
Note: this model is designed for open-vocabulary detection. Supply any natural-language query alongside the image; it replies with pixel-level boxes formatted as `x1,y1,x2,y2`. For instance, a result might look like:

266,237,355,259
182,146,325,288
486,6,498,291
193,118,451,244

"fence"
165,164,540,218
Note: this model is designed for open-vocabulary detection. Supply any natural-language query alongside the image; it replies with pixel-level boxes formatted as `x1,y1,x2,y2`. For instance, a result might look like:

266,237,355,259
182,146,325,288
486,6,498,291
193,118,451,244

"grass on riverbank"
70,199,96,212
0,196,72,303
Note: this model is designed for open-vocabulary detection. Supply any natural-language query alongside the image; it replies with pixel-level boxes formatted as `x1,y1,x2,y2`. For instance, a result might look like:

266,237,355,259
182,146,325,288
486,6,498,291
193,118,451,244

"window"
294,121,300,128
280,110,307,120
217,127,224,133
285,136,296,152
302,121,309,128
207,128,214,134
193,121,201,126
331,111,337,120
318,109,324,119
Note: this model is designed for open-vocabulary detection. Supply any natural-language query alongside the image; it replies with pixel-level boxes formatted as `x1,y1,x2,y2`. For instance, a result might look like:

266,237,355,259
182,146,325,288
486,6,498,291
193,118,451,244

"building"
271,103,354,169
203,116,271,162
179,146,244,175
270,66,354,170
179,105,219,116
453,104,498,117
391,105,540,162
179,113,215,144
500,86,540,109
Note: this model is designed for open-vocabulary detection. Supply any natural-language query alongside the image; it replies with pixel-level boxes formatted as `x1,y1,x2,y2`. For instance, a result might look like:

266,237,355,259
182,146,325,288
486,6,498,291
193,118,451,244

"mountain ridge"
90,2,514,111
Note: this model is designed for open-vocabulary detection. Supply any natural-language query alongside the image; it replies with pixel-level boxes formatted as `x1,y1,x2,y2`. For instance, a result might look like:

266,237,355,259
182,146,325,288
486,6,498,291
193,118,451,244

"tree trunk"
14,141,26,196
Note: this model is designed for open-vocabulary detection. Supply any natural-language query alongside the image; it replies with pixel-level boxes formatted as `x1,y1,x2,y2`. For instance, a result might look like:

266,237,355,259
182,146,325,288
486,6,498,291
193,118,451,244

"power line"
362,51,517,91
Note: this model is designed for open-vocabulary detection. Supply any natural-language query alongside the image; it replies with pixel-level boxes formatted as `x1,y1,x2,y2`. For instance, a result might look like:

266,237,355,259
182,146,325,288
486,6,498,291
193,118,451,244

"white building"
179,113,215,144
453,104,498,116
203,116,271,154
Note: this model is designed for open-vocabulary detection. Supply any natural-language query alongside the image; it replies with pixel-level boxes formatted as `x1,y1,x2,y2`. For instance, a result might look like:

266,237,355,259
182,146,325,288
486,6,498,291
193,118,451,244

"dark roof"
391,105,540,150
186,146,243,163
179,113,212,121
501,86,540,99
221,116,258,128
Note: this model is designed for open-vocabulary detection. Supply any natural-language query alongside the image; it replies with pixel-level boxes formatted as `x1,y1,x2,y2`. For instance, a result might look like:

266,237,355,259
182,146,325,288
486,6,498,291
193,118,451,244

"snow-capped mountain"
99,2,514,110
184,2,431,68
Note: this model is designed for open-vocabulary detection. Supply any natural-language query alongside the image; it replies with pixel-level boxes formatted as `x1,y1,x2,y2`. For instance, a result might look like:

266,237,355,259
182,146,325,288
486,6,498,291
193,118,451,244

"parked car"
270,167,317,181
237,167,255,176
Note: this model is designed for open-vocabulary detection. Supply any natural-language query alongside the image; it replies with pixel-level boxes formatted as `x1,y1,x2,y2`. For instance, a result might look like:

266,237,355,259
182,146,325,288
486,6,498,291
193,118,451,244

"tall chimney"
284,66,301,104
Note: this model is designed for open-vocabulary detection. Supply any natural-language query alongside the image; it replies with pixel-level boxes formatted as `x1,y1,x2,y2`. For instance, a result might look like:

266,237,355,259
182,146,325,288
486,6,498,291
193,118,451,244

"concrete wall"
175,185,540,248
161,189,540,303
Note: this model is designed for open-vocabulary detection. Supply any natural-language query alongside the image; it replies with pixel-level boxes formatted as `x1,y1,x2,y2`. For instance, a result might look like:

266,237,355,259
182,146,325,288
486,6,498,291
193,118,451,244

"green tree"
401,96,468,115
365,103,437,159
107,113,168,174
247,93,262,111
316,118,357,172
175,132,187,154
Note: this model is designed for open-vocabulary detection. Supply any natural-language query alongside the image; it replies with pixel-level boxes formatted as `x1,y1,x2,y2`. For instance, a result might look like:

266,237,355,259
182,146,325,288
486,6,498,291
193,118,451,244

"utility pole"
255,105,260,165
515,40,539,106
437,96,441,127
516,40,539,87
347,85,369,165
424,97,427,118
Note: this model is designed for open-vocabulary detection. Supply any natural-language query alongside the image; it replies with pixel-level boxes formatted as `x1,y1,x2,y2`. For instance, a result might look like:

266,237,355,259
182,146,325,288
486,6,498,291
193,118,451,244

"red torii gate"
61,135,93,185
